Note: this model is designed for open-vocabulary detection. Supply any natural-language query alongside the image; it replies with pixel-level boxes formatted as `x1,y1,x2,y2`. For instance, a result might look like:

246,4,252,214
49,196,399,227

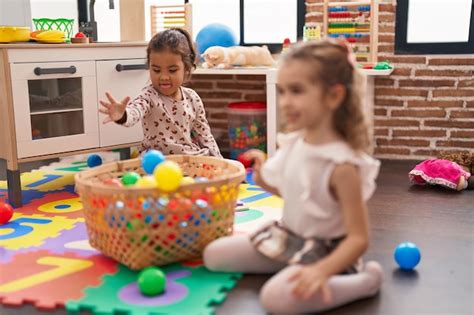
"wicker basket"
75,155,245,270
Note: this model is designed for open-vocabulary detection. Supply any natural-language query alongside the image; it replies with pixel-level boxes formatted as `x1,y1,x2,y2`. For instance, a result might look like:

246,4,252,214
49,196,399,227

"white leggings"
203,235,383,314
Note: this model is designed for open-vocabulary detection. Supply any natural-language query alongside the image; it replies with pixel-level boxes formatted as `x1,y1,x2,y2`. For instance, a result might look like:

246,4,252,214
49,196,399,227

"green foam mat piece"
66,263,242,315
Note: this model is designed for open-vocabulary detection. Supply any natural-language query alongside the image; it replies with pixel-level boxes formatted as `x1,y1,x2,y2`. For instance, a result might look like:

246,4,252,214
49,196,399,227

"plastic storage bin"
228,102,267,159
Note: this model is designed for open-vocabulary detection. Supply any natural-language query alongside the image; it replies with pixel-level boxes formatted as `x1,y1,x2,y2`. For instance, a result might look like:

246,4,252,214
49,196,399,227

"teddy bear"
201,45,276,69
438,151,474,189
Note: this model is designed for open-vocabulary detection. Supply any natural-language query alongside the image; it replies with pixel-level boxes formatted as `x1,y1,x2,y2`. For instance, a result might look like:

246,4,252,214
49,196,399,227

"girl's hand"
243,149,267,187
99,92,130,124
289,264,332,304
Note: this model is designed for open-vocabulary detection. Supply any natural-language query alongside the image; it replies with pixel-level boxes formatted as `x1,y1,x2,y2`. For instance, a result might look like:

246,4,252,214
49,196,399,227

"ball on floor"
87,154,102,168
394,241,421,270
0,202,13,225
138,267,166,296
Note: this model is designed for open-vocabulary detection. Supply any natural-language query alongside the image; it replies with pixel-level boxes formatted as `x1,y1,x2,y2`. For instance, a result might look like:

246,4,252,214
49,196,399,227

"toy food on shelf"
0,26,31,43
71,32,89,44
30,30,67,43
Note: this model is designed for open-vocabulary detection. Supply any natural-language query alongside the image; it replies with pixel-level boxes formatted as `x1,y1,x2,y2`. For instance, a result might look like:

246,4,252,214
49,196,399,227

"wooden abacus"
150,3,193,37
323,0,379,65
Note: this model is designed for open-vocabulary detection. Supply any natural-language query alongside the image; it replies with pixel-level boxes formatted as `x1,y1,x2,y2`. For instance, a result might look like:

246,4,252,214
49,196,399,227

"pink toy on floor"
409,159,471,191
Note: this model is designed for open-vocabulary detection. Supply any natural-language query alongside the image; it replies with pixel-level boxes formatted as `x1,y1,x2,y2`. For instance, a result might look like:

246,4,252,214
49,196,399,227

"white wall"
189,0,240,42
0,0,32,27
93,0,120,42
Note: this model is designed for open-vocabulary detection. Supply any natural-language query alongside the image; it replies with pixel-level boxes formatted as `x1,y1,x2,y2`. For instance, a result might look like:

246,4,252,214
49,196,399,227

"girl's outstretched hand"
99,92,130,124
243,149,267,187
289,264,332,304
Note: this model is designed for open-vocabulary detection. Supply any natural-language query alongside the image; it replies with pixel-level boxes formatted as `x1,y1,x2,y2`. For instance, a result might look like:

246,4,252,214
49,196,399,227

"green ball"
121,172,141,186
138,267,166,296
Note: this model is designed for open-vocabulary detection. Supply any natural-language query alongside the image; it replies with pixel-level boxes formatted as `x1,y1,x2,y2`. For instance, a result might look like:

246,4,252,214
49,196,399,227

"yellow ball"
154,161,183,192
135,175,157,188
181,176,195,185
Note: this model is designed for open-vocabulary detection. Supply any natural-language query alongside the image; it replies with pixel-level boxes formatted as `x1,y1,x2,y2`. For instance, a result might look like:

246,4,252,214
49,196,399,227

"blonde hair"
281,39,371,153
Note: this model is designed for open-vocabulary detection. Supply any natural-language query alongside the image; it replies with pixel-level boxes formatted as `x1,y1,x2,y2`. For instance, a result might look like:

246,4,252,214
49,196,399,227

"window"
188,0,240,42
188,0,305,52
395,0,474,54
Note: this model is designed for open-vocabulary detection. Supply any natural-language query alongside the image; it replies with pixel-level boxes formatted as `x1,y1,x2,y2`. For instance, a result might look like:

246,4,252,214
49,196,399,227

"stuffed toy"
409,159,471,191
437,151,474,174
201,45,276,69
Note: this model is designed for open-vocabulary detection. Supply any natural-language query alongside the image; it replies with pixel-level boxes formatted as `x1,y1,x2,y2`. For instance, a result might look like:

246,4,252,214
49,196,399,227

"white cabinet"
0,43,148,207
10,61,99,158
96,58,148,147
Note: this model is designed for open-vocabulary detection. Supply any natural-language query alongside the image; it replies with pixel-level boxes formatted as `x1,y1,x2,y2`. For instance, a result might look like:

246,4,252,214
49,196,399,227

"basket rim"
74,155,246,194
32,18,75,22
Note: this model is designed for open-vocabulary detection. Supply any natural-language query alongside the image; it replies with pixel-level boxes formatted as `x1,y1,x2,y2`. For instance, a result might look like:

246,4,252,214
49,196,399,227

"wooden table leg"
6,168,22,208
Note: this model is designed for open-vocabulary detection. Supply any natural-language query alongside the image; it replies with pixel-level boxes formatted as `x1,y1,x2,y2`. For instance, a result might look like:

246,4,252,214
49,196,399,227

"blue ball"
87,154,102,168
394,242,421,270
141,150,165,174
195,23,238,55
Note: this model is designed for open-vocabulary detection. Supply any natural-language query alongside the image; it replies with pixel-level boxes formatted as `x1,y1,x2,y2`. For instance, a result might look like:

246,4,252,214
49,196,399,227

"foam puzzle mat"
0,152,283,314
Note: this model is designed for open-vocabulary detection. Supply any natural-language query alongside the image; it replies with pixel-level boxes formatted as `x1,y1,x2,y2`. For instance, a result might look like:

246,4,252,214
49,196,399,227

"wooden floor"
1,160,473,315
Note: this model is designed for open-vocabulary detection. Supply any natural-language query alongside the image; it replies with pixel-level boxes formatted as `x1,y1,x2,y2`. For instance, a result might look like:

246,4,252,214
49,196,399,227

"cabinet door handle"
34,66,77,76
115,64,148,72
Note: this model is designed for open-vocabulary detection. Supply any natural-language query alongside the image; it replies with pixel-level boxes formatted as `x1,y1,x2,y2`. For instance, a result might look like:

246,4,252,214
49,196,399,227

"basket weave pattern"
75,155,245,270
32,18,74,38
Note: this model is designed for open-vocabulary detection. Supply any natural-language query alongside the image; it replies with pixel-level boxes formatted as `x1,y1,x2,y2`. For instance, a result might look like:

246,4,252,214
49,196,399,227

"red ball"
104,178,123,187
0,202,13,225
237,153,253,168
74,32,86,38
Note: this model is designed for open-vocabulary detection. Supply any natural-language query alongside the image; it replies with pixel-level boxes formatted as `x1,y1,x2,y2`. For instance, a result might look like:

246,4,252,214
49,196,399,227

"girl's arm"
118,92,153,128
244,149,281,197
99,87,153,127
191,93,222,158
315,163,370,274
290,163,369,301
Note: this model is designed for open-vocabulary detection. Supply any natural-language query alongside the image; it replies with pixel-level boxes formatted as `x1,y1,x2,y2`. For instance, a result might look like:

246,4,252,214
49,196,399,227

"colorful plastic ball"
142,150,165,174
87,154,102,168
121,172,141,186
103,178,123,187
237,153,253,168
135,175,158,188
0,202,14,225
181,176,195,185
154,161,183,192
138,267,166,296
394,242,421,270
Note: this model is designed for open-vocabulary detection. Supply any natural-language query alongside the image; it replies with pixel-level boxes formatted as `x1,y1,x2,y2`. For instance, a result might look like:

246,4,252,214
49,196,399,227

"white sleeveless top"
261,131,380,239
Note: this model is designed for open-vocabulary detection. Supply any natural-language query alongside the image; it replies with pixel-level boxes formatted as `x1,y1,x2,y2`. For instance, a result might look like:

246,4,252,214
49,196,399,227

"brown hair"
147,28,197,79
282,39,371,153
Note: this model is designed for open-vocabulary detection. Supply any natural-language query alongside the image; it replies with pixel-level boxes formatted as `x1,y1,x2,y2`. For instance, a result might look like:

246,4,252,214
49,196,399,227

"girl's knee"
259,277,293,313
202,239,222,271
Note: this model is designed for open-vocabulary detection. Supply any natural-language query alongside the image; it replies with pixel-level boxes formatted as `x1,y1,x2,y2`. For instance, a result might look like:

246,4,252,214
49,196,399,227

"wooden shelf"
361,68,393,76
194,67,277,75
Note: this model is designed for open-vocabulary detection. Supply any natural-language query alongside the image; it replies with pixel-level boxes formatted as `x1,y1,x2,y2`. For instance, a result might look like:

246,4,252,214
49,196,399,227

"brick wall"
191,0,474,159
307,0,474,159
